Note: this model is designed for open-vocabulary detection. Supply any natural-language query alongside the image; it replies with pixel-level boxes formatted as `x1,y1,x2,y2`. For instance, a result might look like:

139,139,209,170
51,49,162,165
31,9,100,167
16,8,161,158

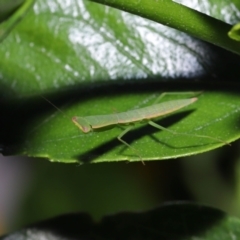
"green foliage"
229,23,240,41
0,0,35,41
2,91,239,163
2,203,240,240
1,0,240,238
1,0,240,163
90,0,240,54
0,0,25,22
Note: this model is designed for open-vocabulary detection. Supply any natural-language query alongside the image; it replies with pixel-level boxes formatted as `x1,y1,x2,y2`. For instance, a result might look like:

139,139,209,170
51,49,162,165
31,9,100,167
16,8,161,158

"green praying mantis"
43,92,228,160
71,93,228,159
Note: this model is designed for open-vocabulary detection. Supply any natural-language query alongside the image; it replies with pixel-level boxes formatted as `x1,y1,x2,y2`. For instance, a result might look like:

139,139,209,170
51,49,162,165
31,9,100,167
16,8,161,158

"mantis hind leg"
148,120,229,145
117,125,143,162
154,91,202,104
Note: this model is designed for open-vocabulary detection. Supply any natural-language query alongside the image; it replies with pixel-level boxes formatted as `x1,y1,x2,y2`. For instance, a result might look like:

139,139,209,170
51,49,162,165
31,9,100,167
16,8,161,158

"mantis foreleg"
117,125,142,160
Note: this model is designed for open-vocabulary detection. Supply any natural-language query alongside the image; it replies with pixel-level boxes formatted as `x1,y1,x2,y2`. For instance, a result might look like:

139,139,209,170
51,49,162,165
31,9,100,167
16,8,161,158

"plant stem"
88,0,240,55
0,0,35,42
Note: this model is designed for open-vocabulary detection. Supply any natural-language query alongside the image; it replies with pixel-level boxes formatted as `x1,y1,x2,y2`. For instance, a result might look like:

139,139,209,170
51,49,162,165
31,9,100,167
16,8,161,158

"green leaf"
1,0,240,98
228,23,240,41
1,0,240,163
2,203,240,239
1,91,240,163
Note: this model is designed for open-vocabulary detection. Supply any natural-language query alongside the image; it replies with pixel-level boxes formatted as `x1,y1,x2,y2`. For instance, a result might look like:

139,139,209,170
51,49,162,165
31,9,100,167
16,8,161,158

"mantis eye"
72,117,91,133
82,125,91,133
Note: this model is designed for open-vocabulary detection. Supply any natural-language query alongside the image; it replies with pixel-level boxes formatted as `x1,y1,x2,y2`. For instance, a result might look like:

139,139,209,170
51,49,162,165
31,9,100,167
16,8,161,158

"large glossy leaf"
1,90,240,163
1,0,240,97
1,0,240,163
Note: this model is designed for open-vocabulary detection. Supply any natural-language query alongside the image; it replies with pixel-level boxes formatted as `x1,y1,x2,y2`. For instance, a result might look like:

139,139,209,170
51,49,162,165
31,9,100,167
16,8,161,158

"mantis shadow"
74,110,200,163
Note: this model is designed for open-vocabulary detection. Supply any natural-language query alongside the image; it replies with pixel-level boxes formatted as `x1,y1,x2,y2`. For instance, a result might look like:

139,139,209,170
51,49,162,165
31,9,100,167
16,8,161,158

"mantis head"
72,117,92,133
